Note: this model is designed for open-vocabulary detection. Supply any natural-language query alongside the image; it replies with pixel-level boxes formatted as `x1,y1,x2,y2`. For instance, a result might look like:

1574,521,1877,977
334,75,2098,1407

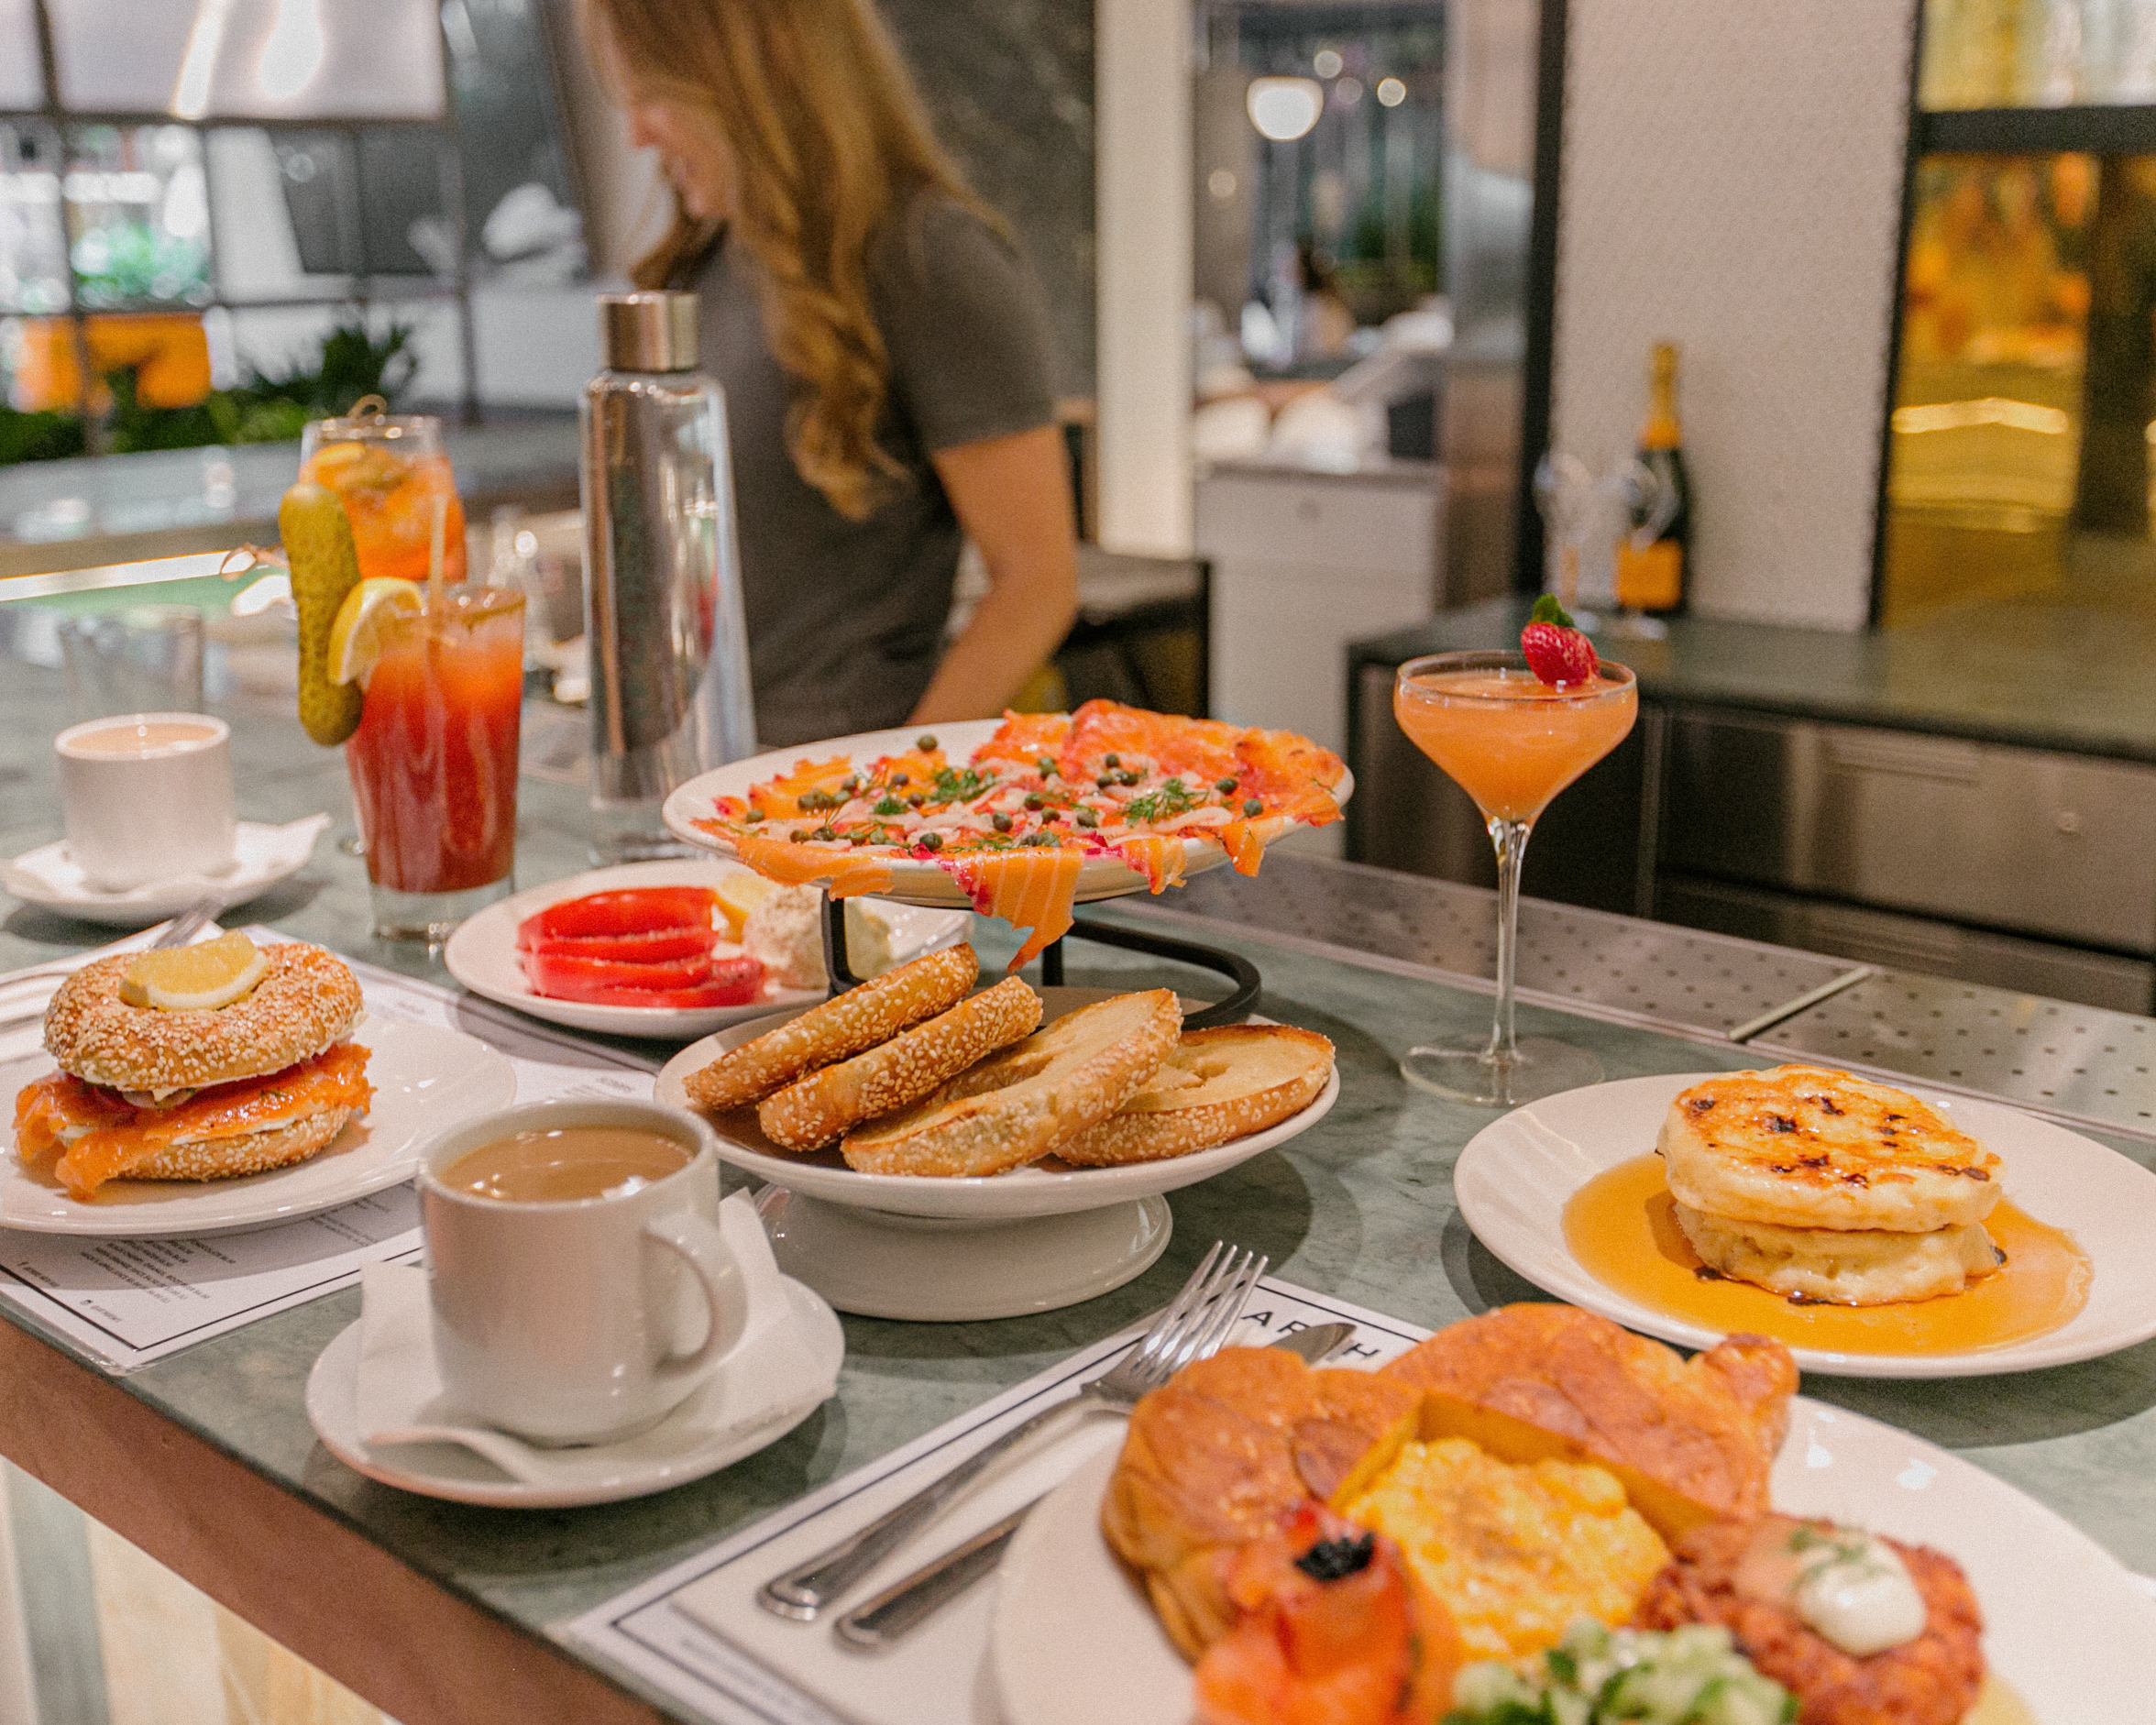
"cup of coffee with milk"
419,1098,748,1445
54,713,237,890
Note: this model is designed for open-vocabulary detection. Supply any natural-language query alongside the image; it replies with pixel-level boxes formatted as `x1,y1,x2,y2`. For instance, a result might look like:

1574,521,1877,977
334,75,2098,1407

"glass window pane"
0,0,43,109
206,126,358,300
64,124,212,309
49,0,444,121
1921,0,2156,108
0,122,70,313
1882,153,2092,624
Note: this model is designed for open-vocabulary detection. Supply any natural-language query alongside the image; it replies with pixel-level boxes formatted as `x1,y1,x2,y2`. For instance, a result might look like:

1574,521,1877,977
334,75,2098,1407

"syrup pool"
1562,1156,2090,1356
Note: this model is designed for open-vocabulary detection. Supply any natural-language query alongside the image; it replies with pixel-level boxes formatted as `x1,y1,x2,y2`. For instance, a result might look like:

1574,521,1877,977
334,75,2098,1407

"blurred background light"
1247,76,1324,142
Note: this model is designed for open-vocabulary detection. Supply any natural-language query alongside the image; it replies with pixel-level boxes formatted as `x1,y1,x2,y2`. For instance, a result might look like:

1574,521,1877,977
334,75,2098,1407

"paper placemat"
0,931,659,1372
558,1279,1429,1725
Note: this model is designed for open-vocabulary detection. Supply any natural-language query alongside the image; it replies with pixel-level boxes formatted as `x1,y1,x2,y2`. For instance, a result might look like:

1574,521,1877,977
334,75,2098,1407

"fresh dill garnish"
1124,777,1198,824
931,764,996,803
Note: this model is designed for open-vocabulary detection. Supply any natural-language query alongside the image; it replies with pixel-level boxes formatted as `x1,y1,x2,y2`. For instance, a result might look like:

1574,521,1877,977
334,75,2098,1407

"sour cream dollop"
1735,1516,1928,1657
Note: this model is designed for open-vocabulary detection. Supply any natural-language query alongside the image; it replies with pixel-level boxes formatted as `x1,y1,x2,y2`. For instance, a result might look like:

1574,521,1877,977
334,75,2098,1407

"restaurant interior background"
0,2,2154,1714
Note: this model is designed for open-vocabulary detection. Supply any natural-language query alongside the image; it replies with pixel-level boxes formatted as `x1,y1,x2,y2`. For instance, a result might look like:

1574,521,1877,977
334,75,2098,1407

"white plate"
654,1005,1339,1221
1452,1071,2156,1378
993,1400,2156,1725
660,719,1355,910
0,816,330,928
303,1277,843,1508
441,859,968,1041
0,1020,514,1236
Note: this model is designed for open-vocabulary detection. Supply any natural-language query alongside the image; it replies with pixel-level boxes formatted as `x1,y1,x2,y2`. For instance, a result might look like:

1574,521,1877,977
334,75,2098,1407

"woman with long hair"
580,0,1079,747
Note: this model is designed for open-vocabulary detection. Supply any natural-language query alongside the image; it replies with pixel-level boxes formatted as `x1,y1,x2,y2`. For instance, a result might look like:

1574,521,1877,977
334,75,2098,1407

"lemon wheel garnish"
714,870,777,936
328,577,424,688
119,932,269,1011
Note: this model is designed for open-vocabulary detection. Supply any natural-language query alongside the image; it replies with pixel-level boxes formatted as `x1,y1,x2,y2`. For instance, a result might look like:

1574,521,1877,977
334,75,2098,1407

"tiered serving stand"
657,720,1349,1319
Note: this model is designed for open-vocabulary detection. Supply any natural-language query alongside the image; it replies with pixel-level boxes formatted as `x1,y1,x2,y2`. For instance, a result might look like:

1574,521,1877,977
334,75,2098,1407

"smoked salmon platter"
660,707,1353,968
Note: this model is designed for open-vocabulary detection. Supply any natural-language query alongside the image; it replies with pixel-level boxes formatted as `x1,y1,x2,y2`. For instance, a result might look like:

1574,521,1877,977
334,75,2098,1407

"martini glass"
1393,650,1637,1105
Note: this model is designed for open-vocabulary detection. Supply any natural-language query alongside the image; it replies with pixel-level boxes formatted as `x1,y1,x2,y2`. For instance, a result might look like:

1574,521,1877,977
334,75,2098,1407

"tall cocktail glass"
1392,650,1637,1105
299,407,468,585
346,586,524,940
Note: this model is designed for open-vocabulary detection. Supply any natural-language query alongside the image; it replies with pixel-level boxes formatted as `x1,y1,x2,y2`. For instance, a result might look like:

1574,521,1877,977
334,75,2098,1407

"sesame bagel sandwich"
14,933,371,1201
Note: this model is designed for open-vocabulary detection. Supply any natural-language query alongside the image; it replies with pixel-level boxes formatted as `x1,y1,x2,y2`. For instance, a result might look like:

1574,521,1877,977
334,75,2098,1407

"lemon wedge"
119,932,269,1011
714,870,777,936
328,577,424,688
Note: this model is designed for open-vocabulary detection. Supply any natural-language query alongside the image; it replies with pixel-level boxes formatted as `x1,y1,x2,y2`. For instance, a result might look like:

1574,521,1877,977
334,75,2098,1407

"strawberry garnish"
1521,595,1599,687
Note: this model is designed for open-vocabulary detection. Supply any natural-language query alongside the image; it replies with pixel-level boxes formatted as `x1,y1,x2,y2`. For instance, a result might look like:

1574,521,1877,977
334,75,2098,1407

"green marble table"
2,658,2152,1723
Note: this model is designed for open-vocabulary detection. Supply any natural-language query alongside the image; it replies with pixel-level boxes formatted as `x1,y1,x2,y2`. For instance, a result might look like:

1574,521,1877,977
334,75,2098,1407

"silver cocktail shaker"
580,291,757,862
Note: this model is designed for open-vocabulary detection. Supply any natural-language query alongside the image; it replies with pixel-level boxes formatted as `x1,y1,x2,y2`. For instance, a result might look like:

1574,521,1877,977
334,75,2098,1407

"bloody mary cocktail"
346,586,524,939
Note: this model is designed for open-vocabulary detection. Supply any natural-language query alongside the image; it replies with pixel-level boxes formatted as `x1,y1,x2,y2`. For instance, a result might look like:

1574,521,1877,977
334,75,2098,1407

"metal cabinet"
1659,711,2156,956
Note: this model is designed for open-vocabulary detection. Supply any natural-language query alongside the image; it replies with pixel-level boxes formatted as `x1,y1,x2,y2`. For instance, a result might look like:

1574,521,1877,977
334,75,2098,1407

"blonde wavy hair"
582,0,998,521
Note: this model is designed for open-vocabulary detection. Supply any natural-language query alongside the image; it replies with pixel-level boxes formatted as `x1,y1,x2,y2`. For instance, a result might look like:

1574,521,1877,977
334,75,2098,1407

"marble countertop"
0,418,581,582
1352,594,2156,764
1,663,2152,1717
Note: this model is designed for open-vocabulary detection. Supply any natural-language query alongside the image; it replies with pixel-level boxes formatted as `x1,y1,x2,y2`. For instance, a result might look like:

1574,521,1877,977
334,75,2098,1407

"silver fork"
0,896,225,1030
758,1241,1268,1622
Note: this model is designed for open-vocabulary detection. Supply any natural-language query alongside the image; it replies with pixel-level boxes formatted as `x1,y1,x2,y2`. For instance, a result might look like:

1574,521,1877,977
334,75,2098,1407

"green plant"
70,224,211,309
0,407,88,464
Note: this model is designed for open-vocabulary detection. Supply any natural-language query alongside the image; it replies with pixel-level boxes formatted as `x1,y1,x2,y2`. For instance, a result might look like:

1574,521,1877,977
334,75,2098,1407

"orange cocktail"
346,587,523,938
1393,647,1636,1105
299,411,468,586
1395,666,1638,823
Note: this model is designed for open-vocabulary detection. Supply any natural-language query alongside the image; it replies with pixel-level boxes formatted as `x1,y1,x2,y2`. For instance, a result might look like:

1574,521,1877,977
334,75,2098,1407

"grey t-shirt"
685,197,1057,748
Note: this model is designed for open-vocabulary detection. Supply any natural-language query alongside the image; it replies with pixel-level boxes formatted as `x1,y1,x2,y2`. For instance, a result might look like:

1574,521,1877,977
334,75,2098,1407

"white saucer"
1453,1071,2156,1378
442,858,969,1041
0,816,330,928
304,1277,844,1508
0,1019,515,1236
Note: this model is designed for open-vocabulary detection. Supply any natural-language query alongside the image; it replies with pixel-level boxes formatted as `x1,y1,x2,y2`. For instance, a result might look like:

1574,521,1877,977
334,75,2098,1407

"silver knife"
830,1320,1359,1652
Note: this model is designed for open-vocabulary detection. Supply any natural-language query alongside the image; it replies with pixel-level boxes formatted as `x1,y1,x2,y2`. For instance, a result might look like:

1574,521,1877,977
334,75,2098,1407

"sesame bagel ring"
685,943,979,1112
43,943,365,1093
757,977,1044,1152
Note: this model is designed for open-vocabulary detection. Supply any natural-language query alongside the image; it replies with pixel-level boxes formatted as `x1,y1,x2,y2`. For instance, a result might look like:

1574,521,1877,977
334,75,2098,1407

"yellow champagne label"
1615,541,1682,610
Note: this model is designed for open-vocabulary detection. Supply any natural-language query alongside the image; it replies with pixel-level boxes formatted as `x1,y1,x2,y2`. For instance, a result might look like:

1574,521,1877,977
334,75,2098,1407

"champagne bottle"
1614,341,1691,615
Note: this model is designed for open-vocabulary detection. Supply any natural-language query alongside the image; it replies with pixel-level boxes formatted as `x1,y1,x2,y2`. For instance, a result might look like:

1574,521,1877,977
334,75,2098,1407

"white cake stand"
654,718,1350,1316
654,997,1338,1320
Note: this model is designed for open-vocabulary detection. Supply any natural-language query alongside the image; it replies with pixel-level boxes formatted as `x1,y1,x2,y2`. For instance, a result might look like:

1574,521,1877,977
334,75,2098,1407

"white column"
1095,0,1194,556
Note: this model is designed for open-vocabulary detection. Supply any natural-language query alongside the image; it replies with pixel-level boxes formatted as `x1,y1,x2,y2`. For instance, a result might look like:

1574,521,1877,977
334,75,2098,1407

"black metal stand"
820,893,1260,1026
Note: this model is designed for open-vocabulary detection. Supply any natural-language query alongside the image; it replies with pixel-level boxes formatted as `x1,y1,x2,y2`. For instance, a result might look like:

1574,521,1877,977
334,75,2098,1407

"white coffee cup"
54,712,237,892
418,1098,748,1445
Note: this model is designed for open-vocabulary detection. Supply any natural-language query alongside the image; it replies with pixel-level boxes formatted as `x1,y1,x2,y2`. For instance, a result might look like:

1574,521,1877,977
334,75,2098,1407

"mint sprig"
1529,593,1577,630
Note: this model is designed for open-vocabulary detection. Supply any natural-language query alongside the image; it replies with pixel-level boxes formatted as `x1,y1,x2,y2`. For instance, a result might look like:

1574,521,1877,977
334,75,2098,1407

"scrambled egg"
1337,1436,1670,1661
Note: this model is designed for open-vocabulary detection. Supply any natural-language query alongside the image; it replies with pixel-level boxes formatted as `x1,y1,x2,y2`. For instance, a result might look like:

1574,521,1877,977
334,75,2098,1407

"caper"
916,733,938,752
1024,794,1043,811
1243,797,1263,817
908,793,925,808
918,830,943,852
1075,807,1098,829
1215,776,1238,794
840,775,860,795
1036,756,1056,775
790,829,810,842
744,808,765,822
1103,752,1120,768
992,811,1014,832
892,772,909,787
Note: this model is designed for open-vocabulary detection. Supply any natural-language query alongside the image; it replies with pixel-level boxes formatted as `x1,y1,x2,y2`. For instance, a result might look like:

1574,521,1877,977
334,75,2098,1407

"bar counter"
1,654,2152,1724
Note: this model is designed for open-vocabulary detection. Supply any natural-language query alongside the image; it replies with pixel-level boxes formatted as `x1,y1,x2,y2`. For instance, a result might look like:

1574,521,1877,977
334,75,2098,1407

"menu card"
559,1279,1428,1725
0,937,657,1373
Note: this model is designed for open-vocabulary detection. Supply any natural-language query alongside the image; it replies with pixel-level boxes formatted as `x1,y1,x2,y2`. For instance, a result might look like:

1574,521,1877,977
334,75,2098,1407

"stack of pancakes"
1659,1065,2003,1305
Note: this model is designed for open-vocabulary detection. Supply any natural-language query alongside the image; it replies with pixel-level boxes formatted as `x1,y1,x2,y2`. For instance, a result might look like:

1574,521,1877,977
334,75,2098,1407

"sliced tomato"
517,924,719,962
520,949,765,1008
516,887,718,944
